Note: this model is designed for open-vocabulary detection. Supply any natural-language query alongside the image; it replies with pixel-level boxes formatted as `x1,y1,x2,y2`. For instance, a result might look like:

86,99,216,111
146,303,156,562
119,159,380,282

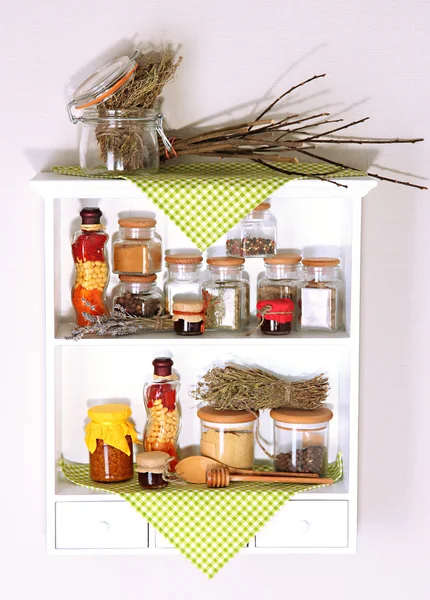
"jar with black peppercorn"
257,254,302,327
113,274,163,317
226,202,276,257
172,300,205,335
270,407,333,476
136,451,170,489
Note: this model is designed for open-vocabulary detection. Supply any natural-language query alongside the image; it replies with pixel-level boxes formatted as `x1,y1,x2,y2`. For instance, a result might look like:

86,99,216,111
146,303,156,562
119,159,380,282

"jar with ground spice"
173,300,205,335
136,451,170,489
113,217,162,276
143,358,181,470
257,254,302,327
113,274,163,317
270,407,333,476
226,202,276,257
202,257,250,332
197,406,258,469
85,404,139,483
297,257,343,332
164,253,203,315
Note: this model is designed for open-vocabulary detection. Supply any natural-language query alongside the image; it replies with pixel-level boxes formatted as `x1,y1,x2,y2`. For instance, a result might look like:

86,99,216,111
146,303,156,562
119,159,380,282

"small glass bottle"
226,202,276,257
136,451,170,489
85,404,139,483
143,358,181,469
71,207,109,326
173,300,205,335
164,254,203,315
202,257,250,332
257,254,302,326
113,274,163,318
257,297,294,335
297,257,343,332
112,217,162,276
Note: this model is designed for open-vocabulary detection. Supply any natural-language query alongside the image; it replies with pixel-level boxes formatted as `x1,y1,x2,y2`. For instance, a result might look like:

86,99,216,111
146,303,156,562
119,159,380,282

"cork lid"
207,256,245,267
165,254,203,265
80,207,102,225
302,257,340,267
264,254,302,265
136,451,170,473
118,217,156,228
197,406,258,424
252,202,271,211
173,300,205,313
270,407,333,424
119,274,157,283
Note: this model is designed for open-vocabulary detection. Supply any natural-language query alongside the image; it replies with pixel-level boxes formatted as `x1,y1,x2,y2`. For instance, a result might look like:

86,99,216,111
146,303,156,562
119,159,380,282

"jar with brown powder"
113,217,162,276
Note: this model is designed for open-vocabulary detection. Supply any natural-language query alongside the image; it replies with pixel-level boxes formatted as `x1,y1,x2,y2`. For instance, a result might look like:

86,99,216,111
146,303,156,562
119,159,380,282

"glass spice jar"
202,257,250,332
113,274,163,318
257,297,294,335
85,404,139,483
143,358,181,470
172,300,205,335
226,202,276,257
71,207,109,326
164,253,203,315
257,254,302,326
113,217,162,276
136,451,170,489
297,257,343,332
197,406,258,469
270,407,333,476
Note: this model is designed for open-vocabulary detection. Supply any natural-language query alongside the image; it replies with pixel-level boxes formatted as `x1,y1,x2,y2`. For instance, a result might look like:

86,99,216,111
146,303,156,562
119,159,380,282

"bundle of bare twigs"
163,73,425,190
191,363,330,411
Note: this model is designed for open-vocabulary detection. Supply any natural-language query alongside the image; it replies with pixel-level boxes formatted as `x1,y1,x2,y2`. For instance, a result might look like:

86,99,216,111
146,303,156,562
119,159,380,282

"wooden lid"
252,202,271,210
119,274,157,283
197,406,258,424
173,300,205,313
118,217,156,228
165,254,203,265
264,254,302,265
302,257,340,267
270,407,333,424
206,256,245,267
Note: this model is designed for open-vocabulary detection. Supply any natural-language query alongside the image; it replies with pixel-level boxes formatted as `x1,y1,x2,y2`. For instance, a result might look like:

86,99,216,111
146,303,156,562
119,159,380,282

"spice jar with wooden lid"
226,202,276,257
164,253,203,315
270,407,333,476
202,257,250,331
197,406,258,469
136,451,170,489
173,300,205,335
85,404,139,482
297,257,343,332
113,274,163,318
257,254,302,326
113,218,162,276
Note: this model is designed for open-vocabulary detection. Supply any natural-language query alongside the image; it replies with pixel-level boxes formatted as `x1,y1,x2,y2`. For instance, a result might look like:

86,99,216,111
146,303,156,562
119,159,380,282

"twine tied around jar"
81,224,106,232
246,301,294,337
161,456,187,484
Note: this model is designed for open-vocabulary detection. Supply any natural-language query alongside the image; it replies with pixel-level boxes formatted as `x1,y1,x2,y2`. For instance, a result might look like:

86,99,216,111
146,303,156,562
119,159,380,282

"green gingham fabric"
61,454,342,577
53,163,366,251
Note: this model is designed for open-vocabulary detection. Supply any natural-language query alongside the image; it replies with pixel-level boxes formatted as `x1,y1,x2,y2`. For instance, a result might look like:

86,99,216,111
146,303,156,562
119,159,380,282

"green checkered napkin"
61,454,342,578
53,162,365,252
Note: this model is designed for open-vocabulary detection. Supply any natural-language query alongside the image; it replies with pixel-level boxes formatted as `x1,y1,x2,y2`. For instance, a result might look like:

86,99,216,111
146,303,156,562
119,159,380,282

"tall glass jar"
202,257,250,332
226,202,276,257
71,207,109,326
113,274,163,318
164,254,203,315
257,254,302,326
143,358,181,470
297,258,343,332
113,217,162,276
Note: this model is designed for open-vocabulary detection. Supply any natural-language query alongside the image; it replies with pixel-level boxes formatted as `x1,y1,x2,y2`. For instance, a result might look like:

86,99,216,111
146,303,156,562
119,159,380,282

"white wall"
1,1,429,598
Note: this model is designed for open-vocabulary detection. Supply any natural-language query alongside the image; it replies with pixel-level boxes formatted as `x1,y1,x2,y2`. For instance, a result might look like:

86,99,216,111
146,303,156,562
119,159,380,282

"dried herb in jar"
205,284,242,330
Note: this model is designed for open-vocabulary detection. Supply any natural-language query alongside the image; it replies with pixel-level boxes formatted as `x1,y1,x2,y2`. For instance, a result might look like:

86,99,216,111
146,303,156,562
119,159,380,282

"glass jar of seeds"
257,254,302,327
297,257,343,332
226,202,276,257
202,257,250,332
113,274,163,318
164,253,203,315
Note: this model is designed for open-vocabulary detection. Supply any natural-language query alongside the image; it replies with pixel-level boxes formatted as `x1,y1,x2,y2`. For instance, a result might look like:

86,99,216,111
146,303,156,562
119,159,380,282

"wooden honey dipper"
206,466,333,488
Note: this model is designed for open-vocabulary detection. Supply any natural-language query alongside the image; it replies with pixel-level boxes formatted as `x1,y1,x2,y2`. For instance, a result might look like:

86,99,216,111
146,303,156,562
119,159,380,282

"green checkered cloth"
61,454,342,577
53,163,365,251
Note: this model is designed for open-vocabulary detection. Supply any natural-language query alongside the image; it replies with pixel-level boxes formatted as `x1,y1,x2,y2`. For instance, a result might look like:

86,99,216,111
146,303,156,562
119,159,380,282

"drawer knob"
97,521,110,533
298,520,310,533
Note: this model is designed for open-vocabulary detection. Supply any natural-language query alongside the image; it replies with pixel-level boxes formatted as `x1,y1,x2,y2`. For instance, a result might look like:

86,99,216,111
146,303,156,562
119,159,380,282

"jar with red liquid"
71,207,109,325
256,297,294,335
143,358,180,469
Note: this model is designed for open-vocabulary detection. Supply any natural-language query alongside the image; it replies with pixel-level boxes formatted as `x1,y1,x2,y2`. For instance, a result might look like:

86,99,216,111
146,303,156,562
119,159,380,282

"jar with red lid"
257,297,294,335
71,207,109,325
143,358,181,469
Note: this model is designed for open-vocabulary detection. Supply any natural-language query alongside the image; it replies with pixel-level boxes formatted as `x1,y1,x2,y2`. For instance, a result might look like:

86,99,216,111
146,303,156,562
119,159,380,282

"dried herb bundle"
191,363,330,411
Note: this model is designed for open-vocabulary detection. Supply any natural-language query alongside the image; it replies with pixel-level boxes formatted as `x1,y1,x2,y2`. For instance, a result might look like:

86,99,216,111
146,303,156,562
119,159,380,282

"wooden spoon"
206,466,333,488
175,455,319,484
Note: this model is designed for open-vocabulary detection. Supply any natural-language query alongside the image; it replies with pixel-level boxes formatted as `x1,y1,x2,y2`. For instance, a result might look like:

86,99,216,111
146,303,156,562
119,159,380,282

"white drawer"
255,500,348,548
56,502,149,549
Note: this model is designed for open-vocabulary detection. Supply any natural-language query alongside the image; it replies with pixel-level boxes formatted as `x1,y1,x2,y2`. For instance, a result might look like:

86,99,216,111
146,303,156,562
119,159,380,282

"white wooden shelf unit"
32,172,376,556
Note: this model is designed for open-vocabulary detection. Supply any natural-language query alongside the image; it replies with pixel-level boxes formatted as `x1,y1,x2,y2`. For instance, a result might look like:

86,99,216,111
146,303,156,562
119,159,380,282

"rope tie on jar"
161,456,186,484
246,304,294,337
81,224,106,232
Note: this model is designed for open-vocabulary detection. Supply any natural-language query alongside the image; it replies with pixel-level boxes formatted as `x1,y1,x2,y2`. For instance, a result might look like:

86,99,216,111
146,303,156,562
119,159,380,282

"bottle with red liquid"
143,358,181,469
71,207,109,326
